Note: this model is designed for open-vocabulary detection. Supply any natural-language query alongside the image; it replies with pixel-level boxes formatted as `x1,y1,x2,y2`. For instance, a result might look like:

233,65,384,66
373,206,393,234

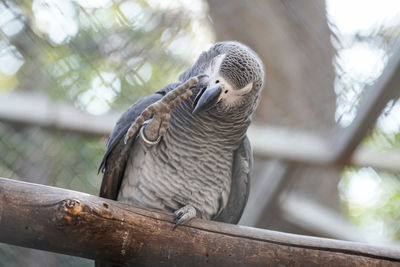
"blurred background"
0,0,400,266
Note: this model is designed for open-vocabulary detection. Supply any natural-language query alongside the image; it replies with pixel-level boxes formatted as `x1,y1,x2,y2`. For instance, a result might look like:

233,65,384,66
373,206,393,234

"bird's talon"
174,210,183,218
124,129,134,144
123,75,201,146
172,205,196,230
173,216,186,230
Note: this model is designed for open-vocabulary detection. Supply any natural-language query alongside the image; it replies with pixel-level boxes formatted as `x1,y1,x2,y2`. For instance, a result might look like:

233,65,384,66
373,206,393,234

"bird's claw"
124,129,132,144
173,205,196,230
124,74,207,144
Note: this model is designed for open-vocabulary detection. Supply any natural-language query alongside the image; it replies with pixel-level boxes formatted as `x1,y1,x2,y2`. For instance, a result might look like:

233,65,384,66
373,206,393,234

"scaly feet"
173,205,197,230
124,74,207,144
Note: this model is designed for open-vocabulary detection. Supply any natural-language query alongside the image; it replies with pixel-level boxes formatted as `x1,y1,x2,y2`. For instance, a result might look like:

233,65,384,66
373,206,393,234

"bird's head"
188,41,265,117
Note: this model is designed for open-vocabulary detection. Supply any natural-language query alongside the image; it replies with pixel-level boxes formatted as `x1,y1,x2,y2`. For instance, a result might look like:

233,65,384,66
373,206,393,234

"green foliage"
339,166,400,244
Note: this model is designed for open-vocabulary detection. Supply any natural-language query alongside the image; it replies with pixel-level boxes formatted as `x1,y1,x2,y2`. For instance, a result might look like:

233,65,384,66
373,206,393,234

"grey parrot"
96,41,264,265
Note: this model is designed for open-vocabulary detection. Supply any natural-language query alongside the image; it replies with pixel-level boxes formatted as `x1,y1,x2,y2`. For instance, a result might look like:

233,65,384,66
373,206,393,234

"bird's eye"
215,80,220,84
224,90,229,94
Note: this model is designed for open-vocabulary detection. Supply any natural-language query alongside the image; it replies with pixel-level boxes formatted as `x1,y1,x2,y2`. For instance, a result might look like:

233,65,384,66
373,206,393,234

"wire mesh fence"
326,1,400,245
0,0,214,190
0,0,214,265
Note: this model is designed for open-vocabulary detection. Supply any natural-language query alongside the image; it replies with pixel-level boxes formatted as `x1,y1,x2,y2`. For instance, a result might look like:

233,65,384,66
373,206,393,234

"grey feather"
99,83,179,198
97,41,264,266
213,136,252,224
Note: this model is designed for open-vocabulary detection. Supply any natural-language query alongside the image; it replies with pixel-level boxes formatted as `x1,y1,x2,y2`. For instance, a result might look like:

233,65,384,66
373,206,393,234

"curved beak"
192,86,222,115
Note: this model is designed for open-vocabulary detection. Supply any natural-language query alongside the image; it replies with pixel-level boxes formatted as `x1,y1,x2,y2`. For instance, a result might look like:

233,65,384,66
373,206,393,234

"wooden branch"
0,177,399,266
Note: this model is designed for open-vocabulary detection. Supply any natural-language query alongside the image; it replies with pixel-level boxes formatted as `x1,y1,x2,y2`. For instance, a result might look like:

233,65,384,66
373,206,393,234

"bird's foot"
173,205,196,230
124,74,208,144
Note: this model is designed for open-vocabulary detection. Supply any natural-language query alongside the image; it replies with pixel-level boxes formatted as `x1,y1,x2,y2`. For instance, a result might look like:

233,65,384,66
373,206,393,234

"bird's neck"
170,100,251,149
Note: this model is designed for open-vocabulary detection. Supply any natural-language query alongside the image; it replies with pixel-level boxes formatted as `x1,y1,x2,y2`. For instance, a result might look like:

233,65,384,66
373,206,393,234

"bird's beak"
192,85,222,114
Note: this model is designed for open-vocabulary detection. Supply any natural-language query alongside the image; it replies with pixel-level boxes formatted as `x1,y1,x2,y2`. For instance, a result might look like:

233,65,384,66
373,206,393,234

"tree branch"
0,177,399,266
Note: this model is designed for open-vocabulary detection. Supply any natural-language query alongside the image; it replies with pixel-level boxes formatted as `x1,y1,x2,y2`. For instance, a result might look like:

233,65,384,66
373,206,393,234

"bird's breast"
118,133,233,219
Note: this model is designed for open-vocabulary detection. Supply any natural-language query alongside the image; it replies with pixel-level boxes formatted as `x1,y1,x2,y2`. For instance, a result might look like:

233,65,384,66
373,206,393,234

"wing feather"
99,93,163,199
213,136,252,224
99,82,181,200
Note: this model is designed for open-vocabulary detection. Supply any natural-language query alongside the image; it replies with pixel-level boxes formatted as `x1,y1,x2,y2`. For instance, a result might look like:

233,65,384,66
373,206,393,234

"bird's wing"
99,93,163,199
213,136,252,224
95,92,164,267
98,82,180,200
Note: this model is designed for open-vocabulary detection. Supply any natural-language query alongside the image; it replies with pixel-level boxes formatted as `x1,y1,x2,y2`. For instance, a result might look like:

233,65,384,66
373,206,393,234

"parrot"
96,41,265,266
